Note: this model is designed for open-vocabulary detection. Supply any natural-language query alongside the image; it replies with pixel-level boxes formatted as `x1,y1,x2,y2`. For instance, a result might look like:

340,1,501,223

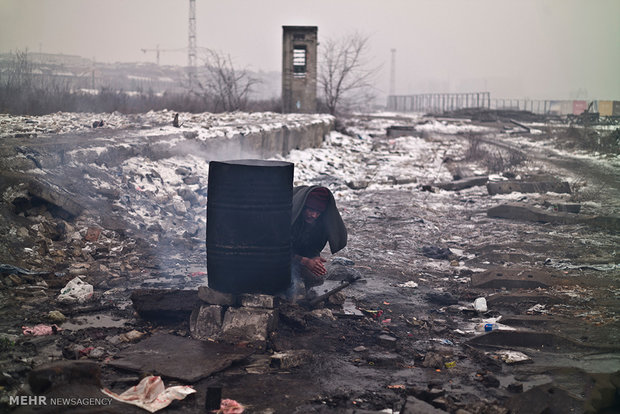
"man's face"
302,207,322,224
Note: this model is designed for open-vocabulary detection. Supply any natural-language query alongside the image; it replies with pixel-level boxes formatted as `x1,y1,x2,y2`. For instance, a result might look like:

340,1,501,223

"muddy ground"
0,112,619,413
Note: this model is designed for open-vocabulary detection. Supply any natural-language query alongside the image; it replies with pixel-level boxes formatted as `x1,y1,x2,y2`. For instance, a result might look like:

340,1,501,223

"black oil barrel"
207,159,293,294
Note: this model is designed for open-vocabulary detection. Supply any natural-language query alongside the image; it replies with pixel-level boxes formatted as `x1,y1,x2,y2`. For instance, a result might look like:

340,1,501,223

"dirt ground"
0,112,619,413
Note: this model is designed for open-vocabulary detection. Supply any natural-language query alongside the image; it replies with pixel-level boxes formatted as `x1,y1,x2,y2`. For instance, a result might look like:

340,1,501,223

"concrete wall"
0,117,335,172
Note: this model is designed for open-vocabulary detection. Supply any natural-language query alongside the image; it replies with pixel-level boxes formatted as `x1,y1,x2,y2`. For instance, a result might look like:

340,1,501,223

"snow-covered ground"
0,110,333,141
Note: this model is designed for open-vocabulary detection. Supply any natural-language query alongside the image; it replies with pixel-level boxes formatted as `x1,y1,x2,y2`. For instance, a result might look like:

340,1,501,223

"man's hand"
301,256,327,276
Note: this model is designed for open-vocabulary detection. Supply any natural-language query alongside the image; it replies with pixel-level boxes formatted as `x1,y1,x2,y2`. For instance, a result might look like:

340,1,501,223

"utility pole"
188,0,197,88
389,48,396,96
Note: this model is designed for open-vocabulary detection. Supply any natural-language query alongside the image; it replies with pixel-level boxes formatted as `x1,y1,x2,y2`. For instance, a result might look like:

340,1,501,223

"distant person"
92,120,104,128
173,113,180,128
290,186,347,289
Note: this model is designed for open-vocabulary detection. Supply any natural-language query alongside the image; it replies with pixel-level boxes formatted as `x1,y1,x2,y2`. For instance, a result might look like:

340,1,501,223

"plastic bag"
101,376,195,413
57,277,93,303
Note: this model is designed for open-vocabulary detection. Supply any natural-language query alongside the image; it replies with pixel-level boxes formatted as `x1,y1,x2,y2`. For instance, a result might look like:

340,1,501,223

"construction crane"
188,0,197,86
141,45,186,66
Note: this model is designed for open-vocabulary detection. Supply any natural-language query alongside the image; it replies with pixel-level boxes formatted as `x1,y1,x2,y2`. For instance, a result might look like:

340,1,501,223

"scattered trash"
475,317,517,332
431,338,454,346
444,361,456,368
79,346,94,356
119,330,145,343
397,281,419,288
57,277,94,303
84,227,102,242
22,324,61,336
387,384,406,389
473,297,488,312
527,304,547,314
495,350,531,364
101,375,196,413
217,399,245,414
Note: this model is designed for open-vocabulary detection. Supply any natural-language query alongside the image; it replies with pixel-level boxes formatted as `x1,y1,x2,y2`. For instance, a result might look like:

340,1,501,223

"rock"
28,361,102,394
270,350,312,369
378,334,397,348
220,308,278,346
507,382,524,393
183,175,200,185
422,352,444,369
47,310,66,323
346,180,369,190
189,305,223,340
172,197,187,215
401,396,449,414
239,293,276,309
89,347,105,359
119,330,145,343
198,286,236,306
175,167,192,176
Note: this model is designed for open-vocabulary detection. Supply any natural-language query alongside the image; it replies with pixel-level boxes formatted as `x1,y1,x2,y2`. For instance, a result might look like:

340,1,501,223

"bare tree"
319,33,378,115
194,50,259,112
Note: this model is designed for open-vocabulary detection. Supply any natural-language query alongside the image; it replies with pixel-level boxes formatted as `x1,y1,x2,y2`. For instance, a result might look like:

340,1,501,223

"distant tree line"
1,34,380,116
0,50,280,116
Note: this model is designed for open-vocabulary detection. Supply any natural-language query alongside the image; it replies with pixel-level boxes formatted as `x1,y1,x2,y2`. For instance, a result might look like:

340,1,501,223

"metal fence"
388,94,620,117
387,92,490,113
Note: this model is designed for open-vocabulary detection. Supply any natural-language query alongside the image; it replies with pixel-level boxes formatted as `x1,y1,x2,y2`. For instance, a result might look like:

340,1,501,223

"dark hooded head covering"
292,186,347,254
305,187,329,212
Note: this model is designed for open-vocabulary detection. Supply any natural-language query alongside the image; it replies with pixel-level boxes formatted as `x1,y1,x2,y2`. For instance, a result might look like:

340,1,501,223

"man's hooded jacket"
291,186,347,256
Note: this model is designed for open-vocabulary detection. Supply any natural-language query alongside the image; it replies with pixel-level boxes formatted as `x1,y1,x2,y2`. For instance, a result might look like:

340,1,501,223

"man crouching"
291,186,347,290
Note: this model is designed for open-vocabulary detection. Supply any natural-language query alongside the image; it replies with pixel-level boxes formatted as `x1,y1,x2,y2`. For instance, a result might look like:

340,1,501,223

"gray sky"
1,0,619,100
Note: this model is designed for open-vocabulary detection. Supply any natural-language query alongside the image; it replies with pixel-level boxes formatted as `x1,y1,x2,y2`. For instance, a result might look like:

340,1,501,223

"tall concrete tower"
282,26,318,113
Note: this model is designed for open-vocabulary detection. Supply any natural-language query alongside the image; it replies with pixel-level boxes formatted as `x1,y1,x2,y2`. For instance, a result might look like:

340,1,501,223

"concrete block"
198,286,236,306
239,293,276,309
189,305,224,340
542,200,581,213
487,180,571,195
487,203,579,224
378,334,397,348
220,308,277,345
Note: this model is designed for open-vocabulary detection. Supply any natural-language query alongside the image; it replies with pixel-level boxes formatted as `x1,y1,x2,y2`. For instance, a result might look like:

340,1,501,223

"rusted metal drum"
207,159,293,294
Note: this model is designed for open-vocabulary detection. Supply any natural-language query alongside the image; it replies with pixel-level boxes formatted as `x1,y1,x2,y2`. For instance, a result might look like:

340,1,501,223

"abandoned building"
282,26,318,114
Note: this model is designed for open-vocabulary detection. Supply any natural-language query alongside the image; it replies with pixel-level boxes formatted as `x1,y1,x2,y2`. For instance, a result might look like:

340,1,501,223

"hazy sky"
1,0,619,100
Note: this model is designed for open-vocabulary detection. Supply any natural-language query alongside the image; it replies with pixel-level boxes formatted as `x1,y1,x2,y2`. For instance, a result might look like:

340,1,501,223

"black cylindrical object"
207,159,293,294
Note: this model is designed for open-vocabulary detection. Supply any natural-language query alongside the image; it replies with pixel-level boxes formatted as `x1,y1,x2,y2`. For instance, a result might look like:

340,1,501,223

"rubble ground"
0,111,619,413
